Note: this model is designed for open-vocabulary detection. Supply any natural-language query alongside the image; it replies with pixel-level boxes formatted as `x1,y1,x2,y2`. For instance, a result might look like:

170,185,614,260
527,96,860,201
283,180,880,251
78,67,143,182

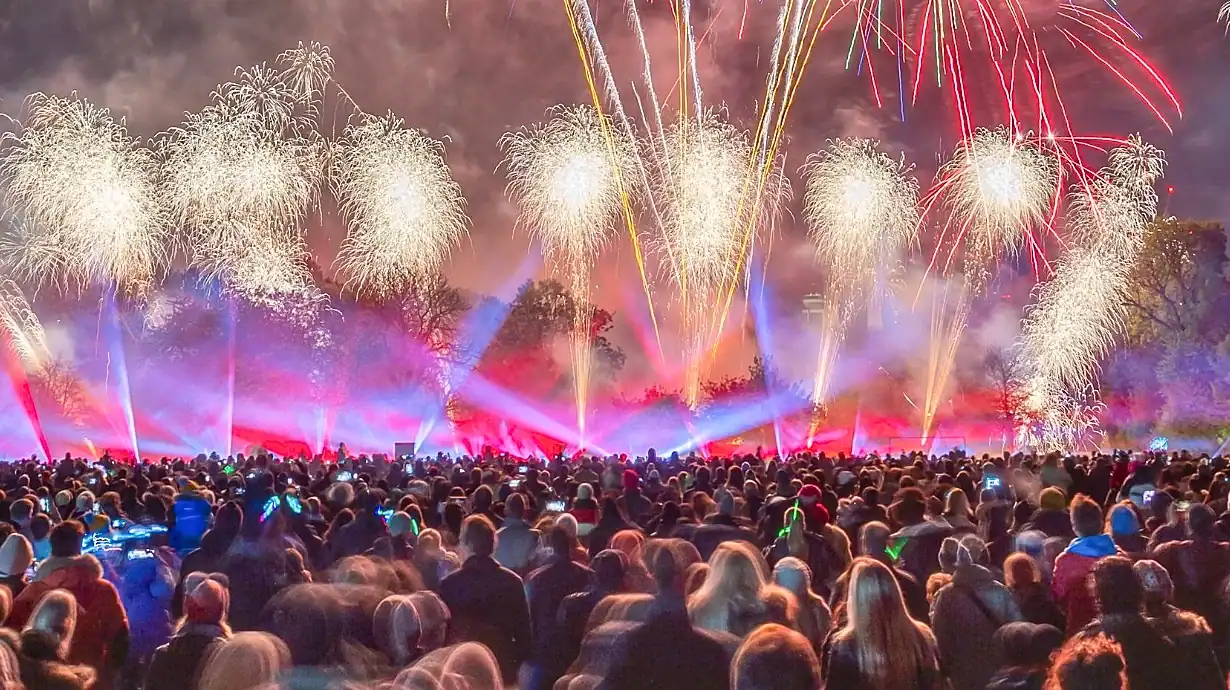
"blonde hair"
27,589,77,659
944,488,971,518
688,542,770,635
833,558,939,690
198,631,291,690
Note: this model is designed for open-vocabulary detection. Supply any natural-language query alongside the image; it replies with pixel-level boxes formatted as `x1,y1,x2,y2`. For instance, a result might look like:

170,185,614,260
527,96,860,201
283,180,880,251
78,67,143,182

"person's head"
590,549,627,592
48,520,85,558
74,491,95,514
1044,634,1127,690
374,595,422,667
1004,552,1043,590
1188,503,1216,539
198,631,291,690
1091,556,1142,616
1132,559,1174,610
1105,502,1140,537
29,513,51,542
859,521,891,560
459,514,496,559
771,557,815,601
554,513,579,543
183,576,231,632
577,483,593,501
1069,495,1104,538
1039,487,1067,512
838,557,935,690
9,499,32,527
505,493,526,520
0,534,33,580
693,542,768,607
26,589,77,659
548,525,572,559
939,537,961,574
944,488,970,517
731,623,821,690
995,621,1064,669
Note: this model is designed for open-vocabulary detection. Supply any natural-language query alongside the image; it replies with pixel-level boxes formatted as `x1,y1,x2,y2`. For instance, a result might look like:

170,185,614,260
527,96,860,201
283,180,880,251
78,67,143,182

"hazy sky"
0,0,1225,380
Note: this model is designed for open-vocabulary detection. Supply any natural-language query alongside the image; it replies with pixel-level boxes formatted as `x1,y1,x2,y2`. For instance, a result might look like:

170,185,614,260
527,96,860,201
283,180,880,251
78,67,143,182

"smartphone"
517,465,528,475
546,499,567,513
376,507,394,524
223,464,236,476
286,495,303,515
1176,500,1192,512
38,497,51,512
985,476,1002,490
286,477,296,486
126,549,154,561
1143,490,1156,504
508,478,522,489
336,471,354,482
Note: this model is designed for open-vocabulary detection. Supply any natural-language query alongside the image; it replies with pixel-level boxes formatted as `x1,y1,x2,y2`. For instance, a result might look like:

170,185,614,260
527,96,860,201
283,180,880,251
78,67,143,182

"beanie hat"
1132,559,1173,604
1039,487,1066,512
1109,505,1141,536
184,578,229,625
54,490,73,508
622,469,639,491
75,491,96,513
0,534,33,578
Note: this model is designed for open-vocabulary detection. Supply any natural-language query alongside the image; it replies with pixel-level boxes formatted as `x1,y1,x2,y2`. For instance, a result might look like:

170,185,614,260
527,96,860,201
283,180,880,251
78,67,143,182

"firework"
933,128,1057,269
802,138,919,298
0,279,49,373
0,94,170,295
332,113,468,299
501,105,634,273
161,52,325,299
1221,2,1230,30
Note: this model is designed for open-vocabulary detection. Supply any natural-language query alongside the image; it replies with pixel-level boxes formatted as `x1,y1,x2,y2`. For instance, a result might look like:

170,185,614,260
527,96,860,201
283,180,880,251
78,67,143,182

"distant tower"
802,293,826,325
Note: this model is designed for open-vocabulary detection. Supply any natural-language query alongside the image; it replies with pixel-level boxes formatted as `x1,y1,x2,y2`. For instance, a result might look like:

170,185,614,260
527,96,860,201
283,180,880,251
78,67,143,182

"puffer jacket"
117,553,178,663
1146,604,1224,690
1052,535,1121,635
931,563,1023,690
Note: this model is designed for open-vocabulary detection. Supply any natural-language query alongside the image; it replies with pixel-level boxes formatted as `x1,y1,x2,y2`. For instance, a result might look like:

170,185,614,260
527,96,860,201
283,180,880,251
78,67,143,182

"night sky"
0,0,1225,378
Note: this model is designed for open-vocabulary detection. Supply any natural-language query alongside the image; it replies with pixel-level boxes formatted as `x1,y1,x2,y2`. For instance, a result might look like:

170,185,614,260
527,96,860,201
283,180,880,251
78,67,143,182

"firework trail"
834,0,1181,137
1220,1,1230,31
332,113,468,300
160,48,327,300
801,138,919,405
501,104,635,436
0,94,170,296
1016,135,1165,450
654,112,791,406
0,280,50,374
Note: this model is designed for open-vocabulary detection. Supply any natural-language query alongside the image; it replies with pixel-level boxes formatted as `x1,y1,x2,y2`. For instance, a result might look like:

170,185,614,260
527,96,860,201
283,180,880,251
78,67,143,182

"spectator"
617,469,652,525
823,557,942,690
832,521,929,624
29,514,52,562
18,589,96,690
1105,502,1147,557
1075,556,1175,690
764,501,850,599
1040,454,1074,495
771,557,832,655
0,534,33,599
587,499,637,557
439,514,531,684
9,520,129,689
691,490,759,561
494,494,539,575
1004,552,1066,631
731,623,821,690
145,575,231,690
173,501,242,618
986,621,1064,690
1043,633,1128,690
414,528,459,591
943,488,976,535
689,541,795,638
1022,488,1076,541
372,594,423,668
570,483,599,537
524,527,592,690
1133,559,1223,690
888,488,953,585
1153,503,1230,627
197,631,291,690
119,546,178,669
930,536,1023,690
1052,495,1120,635
557,549,626,669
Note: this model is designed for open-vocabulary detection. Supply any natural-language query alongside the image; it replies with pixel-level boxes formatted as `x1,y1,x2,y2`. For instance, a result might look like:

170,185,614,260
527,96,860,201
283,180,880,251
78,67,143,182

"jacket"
524,558,592,690
172,526,237,618
823,626,942,690
830,557,930,625
494,518,540,574
598,602,735,690
118,553,177,662
1153,538,1230,625
1011,582,1066,631
1052,535,1121,635
1077,614,1177,690
1146,605,1224,690
689,520,759,562
931,563,1023,690
15,630,96,690
439,555,531,683
890,519,954,585
144,623,227,690
8,554,128,684
1020,509,1074,542
616,490,652,525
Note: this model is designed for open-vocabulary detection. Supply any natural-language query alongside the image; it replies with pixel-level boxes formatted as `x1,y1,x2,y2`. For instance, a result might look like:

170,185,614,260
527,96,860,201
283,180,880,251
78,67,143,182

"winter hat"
577,483,594,501
622,469,639,491
185,578,229,625
716,490,736,517
54,490,73,508
1039,487,1067,512
1109,504,1141,536
0,535,33,578
388,511,415,539
995,621,1064,667
1132,559,1173,604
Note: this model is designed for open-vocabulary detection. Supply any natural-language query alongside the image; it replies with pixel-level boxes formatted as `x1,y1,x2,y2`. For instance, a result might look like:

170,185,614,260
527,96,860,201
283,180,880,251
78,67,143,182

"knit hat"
1039,487,1067,512
184,578,229,625
0,534,33,578
622,469,639,491
1132,559,1173,604
1109,505,1140,536
75,491,96,513
388,511,414,538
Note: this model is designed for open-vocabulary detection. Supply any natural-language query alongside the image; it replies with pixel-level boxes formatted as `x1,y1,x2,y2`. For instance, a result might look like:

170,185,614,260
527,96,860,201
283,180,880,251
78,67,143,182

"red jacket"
1051,535,1122,635
8,555,129,688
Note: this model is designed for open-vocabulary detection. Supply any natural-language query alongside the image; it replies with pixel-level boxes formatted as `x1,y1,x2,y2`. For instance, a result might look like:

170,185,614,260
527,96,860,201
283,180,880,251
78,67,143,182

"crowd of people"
0,445,1222,689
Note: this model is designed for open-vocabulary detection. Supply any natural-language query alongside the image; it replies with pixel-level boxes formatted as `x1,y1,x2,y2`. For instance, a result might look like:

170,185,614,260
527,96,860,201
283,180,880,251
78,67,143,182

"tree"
984,349,1029,440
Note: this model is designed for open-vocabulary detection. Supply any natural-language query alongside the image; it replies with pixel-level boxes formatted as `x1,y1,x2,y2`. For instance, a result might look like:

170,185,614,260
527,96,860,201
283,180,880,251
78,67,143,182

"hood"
34,554,103,585
1065,534,1118,559
893,518,951,539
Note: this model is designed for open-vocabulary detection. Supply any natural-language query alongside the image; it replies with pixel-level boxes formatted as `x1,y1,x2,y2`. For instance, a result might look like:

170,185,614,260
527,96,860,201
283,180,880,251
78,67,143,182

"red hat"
184,578,229,625
623,469,639,491
798,485,822,502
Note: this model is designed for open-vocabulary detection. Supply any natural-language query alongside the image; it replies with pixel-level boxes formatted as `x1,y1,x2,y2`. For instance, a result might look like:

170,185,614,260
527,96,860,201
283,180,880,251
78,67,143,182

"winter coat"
144,623,228,690
1019,509,1074,542
822,626,942,690
616,490,652,526
15,629,96,690
598,602,735,690
117,553,177,663
494,518,540,574
890,519,954,585
1153,538,1230,626
439,555,531,684
1077,613,1177,690
1052,534,1122,635
1010,582,1066,631
8,554,128,684
690,518,759,562
524,558,592,690
1146,604,1224,690
931,563,1023,690
763,524,851,599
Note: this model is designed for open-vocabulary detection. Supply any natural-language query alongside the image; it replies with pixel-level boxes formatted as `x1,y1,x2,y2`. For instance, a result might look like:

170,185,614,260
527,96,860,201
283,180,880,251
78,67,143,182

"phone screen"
38,497,51,512
546,500,567,512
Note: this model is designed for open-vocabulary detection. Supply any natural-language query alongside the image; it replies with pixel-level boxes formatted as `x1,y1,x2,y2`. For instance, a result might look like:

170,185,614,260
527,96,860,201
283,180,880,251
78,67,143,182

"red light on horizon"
1167,185,1175,194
